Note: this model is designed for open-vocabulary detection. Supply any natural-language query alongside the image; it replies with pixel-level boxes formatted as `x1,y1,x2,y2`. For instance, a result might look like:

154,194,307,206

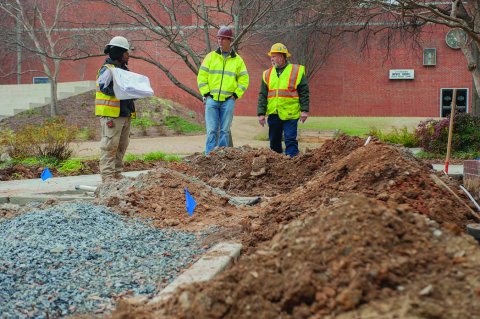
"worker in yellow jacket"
197,26,249,154
257,43,310,157
95,36,135,183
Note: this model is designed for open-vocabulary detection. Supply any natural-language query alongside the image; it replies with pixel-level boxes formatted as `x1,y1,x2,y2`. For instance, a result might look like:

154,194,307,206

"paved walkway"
72,116,326,157
0,171,149,205
73,117,270,157
431,164,464,175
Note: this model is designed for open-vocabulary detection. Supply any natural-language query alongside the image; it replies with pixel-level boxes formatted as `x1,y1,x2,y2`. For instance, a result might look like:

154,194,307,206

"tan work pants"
99,116,131,179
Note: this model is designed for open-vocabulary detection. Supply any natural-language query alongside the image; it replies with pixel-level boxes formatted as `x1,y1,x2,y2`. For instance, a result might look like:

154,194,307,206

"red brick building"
0,3,472,118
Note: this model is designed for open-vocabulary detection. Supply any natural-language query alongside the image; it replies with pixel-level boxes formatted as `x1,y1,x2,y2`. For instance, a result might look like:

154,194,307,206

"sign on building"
389,69,414,80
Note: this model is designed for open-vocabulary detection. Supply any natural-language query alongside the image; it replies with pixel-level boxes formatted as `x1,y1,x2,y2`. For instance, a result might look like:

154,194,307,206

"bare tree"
253,2,341,80
100,0,309,101
0,0,96,116
313,0,480,115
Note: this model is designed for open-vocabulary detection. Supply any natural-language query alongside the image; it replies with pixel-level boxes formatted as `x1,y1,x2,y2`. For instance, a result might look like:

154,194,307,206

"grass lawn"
300,117,434,136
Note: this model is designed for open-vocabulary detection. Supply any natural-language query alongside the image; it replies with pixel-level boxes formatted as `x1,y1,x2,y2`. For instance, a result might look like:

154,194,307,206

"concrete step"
0,81,95,117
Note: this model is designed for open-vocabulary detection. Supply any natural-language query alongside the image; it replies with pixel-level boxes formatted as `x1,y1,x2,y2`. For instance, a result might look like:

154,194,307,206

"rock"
208,177,229,189
0,152,11,162
250,167,267,177
419,284,433,296
164,219,179,226
336,286,362,310
179,291,191,310
376,192,390,201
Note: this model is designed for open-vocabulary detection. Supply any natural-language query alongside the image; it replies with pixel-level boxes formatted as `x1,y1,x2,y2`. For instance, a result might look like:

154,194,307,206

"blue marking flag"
185,187,197,217
40,167,53,181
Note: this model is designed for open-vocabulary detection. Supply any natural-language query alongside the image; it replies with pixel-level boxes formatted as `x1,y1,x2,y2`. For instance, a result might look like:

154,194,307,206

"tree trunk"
473,44,480,116
49,80,58,117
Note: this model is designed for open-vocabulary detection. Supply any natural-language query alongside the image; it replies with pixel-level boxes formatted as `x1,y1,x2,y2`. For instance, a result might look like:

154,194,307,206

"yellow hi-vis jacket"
263,64,305,120
197,48,249,102
95,64,120,117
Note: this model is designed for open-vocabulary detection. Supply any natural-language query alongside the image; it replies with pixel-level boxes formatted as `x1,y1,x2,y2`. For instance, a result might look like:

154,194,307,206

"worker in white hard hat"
257,43,310,157
95,36,136,183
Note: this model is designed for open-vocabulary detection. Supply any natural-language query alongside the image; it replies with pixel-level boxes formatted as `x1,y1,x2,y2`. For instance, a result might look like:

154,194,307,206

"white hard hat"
106,36,130,50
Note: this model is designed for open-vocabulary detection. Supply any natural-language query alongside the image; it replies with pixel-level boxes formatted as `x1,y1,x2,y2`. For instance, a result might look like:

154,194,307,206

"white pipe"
364,136,372,146
75,185,97,192
460,185,480,212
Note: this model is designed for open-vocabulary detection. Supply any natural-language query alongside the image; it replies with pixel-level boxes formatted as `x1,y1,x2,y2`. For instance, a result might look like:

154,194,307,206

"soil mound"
112,195,480,319
171,136,364,197
99,136,476,247
97,136,480,318
0,91,203,140
94,169,249,232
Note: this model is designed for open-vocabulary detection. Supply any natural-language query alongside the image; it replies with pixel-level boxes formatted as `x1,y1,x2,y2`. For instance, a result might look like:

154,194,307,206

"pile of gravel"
0,203,206,318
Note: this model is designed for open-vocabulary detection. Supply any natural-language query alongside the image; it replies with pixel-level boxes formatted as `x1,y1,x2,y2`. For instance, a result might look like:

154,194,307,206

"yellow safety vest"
197,49,249,102
263,64,305,120
95,64,120,117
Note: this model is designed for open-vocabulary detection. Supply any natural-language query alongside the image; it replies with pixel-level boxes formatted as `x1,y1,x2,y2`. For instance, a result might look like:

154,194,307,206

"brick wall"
464,160,480,197
0,7,473,118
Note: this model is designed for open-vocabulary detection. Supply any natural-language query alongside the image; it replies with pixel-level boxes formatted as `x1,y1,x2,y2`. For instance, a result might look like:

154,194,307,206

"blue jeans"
205,97,235,154
267,114,299,157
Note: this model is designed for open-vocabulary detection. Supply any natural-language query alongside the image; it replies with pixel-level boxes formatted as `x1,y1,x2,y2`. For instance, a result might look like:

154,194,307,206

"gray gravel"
0,203,207,318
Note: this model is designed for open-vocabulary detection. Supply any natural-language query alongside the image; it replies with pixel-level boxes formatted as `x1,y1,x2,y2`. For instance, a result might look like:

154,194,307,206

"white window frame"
32,76,49,84
423,48,436,66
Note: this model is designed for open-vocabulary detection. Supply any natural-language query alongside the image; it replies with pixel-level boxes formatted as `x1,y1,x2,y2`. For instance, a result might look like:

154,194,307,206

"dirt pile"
172,136,363,197
113,195,480,319
94,169,250,232
239,138,475,248
97,136,476,246
92,136,480,318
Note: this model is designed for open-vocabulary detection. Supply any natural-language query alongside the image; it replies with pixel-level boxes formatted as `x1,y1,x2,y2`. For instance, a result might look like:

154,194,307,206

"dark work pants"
267,114,299,157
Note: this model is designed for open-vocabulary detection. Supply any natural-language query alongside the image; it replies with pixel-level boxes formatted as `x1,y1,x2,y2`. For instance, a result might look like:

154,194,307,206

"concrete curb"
0,194,95,205
0,170,150,205
148,242,242,304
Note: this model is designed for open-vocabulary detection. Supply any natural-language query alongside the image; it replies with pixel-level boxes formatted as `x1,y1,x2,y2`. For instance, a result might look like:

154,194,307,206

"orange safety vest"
95,64,121,117
263,63,305,120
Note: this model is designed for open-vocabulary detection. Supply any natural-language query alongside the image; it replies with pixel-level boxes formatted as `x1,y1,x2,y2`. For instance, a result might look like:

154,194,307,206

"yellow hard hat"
268,43,291,57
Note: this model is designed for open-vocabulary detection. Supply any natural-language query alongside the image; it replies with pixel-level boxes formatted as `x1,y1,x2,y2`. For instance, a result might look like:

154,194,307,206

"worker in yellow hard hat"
257,43,310,157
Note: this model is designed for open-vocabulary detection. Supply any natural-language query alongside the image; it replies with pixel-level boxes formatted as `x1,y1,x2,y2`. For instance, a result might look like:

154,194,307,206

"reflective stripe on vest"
263,64,303,120
197,51,250,101
95,64,121,117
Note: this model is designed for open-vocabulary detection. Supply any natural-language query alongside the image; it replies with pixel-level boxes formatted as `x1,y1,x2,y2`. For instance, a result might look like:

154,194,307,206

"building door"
441,88,468,117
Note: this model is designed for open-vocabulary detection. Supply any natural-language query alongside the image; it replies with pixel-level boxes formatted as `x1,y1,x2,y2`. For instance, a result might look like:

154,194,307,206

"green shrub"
76,127,97,141
124,153,141,162
164,154,182,162
132,118,158,136
369,126,419,147
143,152,166,162
415,113,480,154
0,118,78,161
58,159,84,174
164,115,204,133
36,118,78,160
0,128,36,159
124,152,181,163
18,156,58,167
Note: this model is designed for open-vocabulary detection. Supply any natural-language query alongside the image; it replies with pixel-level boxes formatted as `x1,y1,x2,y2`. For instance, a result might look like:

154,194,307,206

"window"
423,48,436,66
440,88,468,117
33,77,50,84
